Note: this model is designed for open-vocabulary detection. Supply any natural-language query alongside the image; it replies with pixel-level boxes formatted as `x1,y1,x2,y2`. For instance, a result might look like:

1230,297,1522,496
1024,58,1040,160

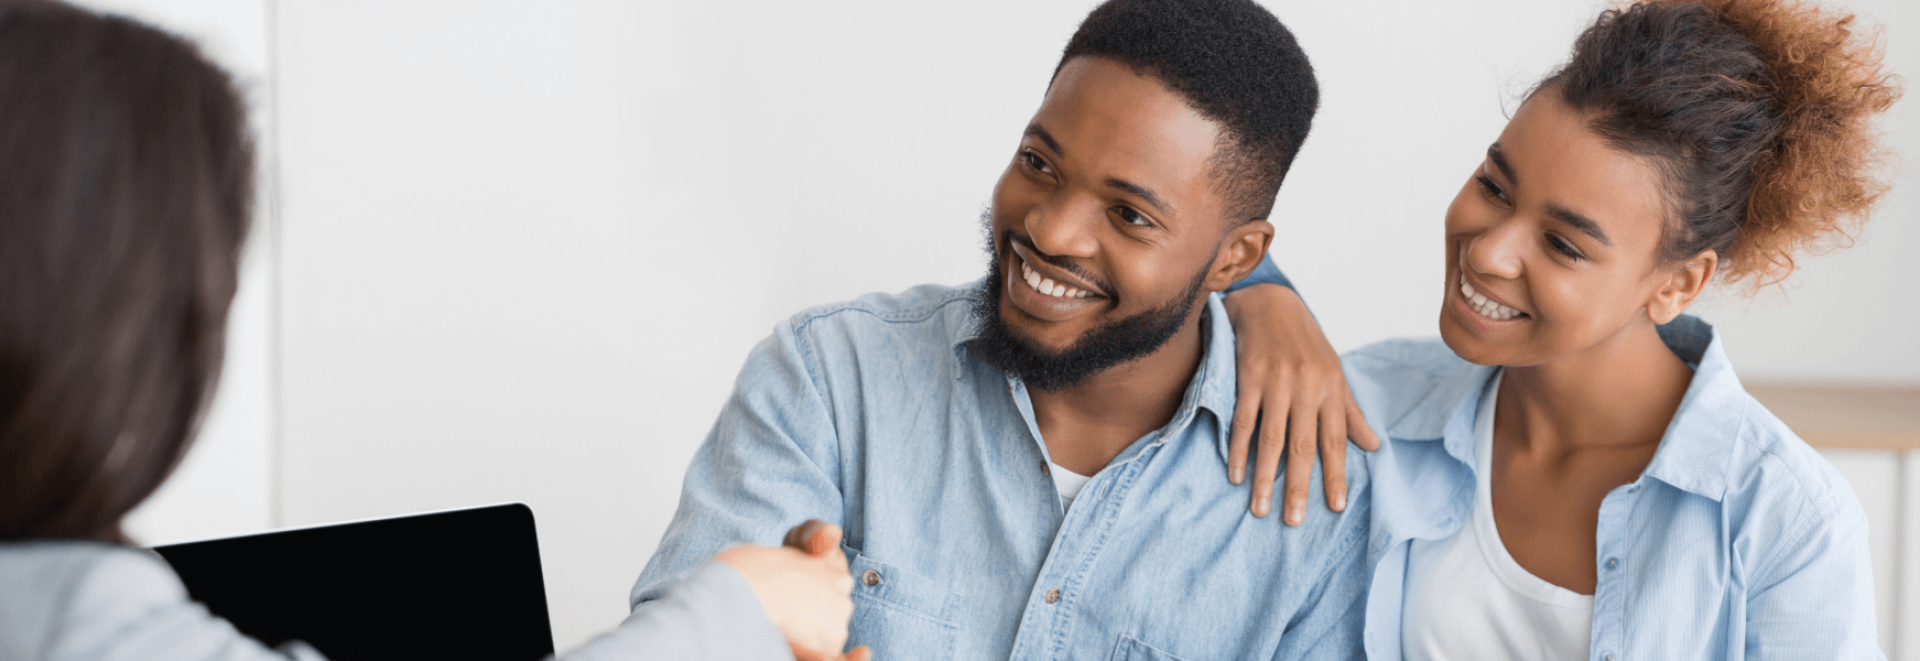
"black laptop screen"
153,503,555,661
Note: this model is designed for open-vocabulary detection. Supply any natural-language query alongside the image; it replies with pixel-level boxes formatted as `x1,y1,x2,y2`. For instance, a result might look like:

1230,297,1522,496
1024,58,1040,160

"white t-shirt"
1049,461,1093,511
1402,372,1593,661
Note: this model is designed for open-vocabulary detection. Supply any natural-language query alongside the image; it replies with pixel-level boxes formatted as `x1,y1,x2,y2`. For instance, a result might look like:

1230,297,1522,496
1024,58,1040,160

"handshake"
715,521,874,661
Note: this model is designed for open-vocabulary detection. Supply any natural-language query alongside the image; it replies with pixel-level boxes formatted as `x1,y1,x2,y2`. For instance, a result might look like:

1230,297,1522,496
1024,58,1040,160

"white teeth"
1460,276,1523,321
1018,257,1091,298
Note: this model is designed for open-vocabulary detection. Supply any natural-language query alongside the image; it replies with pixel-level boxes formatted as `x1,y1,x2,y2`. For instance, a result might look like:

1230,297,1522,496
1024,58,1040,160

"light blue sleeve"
0,543,325,661
1269,450,1373,661
564,561,788,661
629,319,847,610
1744,499,1883,660
1225,253,1295,294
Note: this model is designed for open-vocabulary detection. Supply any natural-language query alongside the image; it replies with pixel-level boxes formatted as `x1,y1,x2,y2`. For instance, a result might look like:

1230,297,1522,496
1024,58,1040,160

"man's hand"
715,520,864,659
1222,283,1379,526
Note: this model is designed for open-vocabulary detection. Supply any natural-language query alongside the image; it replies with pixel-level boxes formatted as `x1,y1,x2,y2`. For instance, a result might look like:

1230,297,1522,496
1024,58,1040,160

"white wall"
101,0,1917,654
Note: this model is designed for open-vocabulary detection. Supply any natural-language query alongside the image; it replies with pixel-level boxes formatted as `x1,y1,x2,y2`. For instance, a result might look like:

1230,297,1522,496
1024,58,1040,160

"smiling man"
631,1,1371,659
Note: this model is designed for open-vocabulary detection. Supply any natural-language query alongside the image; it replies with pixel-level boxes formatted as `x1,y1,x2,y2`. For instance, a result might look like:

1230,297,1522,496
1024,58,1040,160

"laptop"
152,503,555,661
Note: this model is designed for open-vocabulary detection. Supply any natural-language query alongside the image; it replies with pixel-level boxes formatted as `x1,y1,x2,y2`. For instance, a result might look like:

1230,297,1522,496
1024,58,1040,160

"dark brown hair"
1057,0,1318,224
1537,0,1899,289
0,0,254,543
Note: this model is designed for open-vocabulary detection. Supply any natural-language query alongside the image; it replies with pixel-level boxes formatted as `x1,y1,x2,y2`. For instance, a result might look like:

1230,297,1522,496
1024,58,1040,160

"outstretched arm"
567,522,867,661
1222,254,1379,525
625,321,858,658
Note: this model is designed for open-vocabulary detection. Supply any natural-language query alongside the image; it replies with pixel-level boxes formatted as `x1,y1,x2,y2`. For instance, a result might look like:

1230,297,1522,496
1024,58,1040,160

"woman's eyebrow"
1547,203,1614,246
1488,143,1516,183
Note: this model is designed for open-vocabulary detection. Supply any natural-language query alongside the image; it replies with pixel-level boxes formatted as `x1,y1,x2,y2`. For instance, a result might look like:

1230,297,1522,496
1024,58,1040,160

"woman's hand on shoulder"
1222,283,1379,526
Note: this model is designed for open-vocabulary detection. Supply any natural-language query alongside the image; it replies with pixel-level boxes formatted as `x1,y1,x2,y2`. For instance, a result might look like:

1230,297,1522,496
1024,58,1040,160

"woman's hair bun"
1710,0,1899,287
1542,0,1900,290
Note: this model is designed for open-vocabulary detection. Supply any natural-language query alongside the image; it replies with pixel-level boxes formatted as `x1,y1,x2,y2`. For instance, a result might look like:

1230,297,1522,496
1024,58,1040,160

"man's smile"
1004,240,1108,324
1020,260,1095,298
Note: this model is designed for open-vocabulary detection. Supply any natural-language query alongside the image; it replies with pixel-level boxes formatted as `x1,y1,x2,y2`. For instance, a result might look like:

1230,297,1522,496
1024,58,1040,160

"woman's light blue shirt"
1343,316,1881,661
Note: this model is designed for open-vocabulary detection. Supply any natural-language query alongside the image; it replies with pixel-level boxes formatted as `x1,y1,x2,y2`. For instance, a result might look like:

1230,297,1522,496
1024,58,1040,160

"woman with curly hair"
1225,0,1899,657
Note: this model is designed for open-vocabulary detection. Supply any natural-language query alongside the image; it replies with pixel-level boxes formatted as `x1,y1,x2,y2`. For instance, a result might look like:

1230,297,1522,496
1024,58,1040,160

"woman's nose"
1464,219,1526,280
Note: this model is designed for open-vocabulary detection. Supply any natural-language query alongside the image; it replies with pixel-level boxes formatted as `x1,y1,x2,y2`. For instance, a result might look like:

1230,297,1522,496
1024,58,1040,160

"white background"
99,0,1917,654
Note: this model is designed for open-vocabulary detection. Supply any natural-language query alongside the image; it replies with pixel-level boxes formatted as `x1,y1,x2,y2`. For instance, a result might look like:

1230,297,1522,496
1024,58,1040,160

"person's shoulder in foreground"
1342,318,1879,659
0,541,324,661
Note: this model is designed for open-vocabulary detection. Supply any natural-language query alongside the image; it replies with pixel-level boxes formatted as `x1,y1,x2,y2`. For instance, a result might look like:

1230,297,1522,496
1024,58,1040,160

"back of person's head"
1536,0,1899,290
1056,0,1319,225
0,0,254,544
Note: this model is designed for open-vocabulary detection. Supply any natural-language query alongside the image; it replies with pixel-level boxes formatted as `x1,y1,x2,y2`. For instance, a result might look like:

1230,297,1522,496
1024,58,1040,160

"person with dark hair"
0,3,863,660
632,0,1374,659
1226,0,1899,657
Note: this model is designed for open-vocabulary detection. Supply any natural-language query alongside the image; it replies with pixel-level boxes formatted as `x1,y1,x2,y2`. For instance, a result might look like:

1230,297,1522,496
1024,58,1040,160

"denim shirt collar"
1384,314,1741,502
952,289,1240,465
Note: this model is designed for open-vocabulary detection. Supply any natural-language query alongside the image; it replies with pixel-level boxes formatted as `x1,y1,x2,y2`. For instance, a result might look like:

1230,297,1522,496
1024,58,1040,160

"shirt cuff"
561,560,789,661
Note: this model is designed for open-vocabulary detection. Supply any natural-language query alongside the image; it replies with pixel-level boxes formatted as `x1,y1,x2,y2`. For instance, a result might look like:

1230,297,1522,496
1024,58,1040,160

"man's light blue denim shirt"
633,282,1370,661
1343,317,1881,661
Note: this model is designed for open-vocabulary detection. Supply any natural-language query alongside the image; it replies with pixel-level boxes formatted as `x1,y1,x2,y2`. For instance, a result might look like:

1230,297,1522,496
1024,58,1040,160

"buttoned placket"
1001,376,1168,661
1588,479,1640,661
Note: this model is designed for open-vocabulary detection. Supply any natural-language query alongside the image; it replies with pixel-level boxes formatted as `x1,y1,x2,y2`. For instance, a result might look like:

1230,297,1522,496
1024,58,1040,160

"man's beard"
969,210,1212,392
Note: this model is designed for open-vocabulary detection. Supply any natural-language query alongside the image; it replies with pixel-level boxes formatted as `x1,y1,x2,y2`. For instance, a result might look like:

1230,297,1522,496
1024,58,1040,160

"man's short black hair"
1055,0,1318,224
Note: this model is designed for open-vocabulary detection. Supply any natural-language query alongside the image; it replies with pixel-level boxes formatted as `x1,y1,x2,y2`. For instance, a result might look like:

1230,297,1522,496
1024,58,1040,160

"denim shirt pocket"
846,551,958,659
1109,636,1197,661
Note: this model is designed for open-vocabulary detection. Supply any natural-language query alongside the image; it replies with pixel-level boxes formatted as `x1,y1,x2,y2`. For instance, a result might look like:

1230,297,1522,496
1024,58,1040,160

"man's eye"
1475,175,1509,204
1022,150,1051,174
1114,206,1152,227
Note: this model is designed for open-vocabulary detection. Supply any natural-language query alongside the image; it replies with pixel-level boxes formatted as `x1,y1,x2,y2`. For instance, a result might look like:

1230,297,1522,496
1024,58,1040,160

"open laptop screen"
153,503,555,661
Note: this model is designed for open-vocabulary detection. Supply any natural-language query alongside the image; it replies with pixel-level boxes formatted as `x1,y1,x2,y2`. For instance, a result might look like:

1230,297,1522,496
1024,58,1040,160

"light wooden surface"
1746,384,1920,451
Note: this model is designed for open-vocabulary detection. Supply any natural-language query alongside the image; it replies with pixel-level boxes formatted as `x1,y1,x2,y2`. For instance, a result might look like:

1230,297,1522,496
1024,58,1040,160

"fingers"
791,643,872,661
1345,394,1381,452
791,643,831,661
1282,391,1316,527
1319,404,1348,513
783,520,824,551
1227,385,1261,485
806,522,844,558
1249,386,1290,519
782,519,842,557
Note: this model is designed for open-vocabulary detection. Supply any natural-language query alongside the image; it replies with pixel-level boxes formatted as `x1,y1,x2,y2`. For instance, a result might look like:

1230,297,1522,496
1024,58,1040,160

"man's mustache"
995,226,1116,300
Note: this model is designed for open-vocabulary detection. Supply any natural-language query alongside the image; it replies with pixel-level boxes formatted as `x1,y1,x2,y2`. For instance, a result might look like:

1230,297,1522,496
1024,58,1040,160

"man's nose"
1023,194,1102,260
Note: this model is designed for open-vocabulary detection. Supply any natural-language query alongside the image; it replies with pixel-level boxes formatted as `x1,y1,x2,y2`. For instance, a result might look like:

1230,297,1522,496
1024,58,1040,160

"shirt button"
1045,588,1061,604
862,570,881,587
1607,558,1619,569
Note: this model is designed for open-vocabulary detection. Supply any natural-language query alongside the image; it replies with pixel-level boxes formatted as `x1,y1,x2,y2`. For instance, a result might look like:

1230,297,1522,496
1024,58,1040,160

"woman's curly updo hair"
1536,0,1899,290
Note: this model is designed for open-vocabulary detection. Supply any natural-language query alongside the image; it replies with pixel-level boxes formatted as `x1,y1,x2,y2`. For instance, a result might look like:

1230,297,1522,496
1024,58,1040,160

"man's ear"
1204,219,1275,292
1646,249,1716,324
